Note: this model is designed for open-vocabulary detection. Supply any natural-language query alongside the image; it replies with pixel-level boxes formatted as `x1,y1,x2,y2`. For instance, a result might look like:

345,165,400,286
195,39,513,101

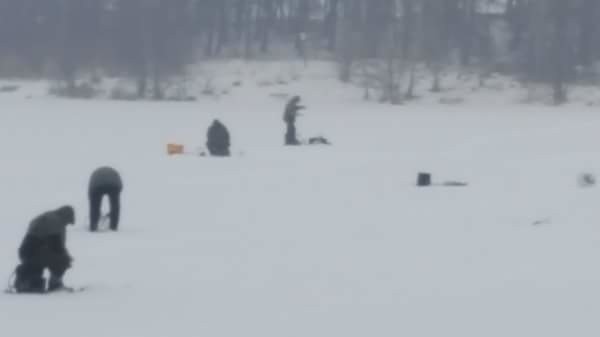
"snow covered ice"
1,62,600,337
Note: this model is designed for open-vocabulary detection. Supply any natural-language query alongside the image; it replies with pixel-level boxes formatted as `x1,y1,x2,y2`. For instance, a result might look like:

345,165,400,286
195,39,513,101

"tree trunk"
325,0,339,51
259,0,274,53
551,0,568,104
216,1,228,55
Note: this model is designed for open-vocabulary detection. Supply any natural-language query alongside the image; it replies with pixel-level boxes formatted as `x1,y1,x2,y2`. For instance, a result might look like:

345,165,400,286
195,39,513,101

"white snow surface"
1,61,600,337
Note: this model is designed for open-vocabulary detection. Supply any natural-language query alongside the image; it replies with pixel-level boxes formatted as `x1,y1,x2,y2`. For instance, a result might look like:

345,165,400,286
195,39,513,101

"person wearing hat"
283,95,305,145
14,205,75,293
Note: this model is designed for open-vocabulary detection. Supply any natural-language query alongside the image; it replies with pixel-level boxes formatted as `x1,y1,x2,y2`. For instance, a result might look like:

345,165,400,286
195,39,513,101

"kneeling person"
14,205,75,293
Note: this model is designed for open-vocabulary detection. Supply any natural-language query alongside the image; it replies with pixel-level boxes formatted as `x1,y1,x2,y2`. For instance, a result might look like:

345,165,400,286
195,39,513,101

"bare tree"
421,0,449,92
55,0,104,93
0,0,596,105
401,0,420,99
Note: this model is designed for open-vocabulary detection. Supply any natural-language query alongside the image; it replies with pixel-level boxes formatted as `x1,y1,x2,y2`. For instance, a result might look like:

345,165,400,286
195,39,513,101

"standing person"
283,96,305,145
206,119,231,156
89,166,123,232
13,205,75,293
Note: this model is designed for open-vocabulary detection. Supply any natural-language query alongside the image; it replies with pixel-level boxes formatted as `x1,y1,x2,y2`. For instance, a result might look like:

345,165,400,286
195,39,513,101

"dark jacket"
89,166,122,193
283,97,305,124
20,206,75,261
206,120,230,155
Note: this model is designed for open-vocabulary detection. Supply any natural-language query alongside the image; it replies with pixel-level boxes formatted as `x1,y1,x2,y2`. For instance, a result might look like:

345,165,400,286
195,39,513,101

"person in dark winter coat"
14,205,75,293
89,166,123,232
283,96,305,145
206,119,231,156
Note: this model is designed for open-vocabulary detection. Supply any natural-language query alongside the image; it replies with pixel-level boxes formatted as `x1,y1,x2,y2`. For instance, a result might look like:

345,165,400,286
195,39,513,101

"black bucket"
417,172,431,187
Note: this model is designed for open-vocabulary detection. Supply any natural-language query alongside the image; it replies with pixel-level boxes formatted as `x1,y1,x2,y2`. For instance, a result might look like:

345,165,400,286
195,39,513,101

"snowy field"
2,61,600,337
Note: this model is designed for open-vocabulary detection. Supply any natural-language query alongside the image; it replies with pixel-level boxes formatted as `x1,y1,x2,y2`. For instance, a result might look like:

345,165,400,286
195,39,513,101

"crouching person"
89,166,123,232
14,205,75,293
206,119,231,156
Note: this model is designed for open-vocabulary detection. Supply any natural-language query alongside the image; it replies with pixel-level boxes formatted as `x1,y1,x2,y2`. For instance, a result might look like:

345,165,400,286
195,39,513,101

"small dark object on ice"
417,173,431,187
578,173,596,188
532,218,551,226
416,173,467,187
308,136,331,145
442,181,468,187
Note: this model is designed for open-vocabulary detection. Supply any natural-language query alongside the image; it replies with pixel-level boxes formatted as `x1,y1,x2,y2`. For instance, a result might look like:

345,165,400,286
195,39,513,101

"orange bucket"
167,143,185,155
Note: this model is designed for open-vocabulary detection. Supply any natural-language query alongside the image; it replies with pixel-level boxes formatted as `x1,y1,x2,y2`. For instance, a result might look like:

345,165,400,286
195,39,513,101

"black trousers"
89,185,121,231
285,122,299,145
17,235,71,291
18,255,70,281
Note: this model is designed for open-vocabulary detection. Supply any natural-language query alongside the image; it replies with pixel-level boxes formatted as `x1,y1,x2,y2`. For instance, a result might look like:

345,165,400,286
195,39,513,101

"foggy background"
0,0,598,105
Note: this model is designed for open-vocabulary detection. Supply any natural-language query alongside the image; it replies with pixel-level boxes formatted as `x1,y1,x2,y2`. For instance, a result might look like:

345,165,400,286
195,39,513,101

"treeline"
335,0,600,104
0,0,598,103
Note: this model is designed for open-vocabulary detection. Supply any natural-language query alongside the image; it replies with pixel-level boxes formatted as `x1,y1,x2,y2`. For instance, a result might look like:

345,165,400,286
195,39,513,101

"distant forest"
0,0,598,104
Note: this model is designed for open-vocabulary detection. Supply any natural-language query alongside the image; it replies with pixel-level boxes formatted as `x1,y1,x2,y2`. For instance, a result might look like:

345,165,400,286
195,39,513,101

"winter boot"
47,275,65,292
14,265,46,293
